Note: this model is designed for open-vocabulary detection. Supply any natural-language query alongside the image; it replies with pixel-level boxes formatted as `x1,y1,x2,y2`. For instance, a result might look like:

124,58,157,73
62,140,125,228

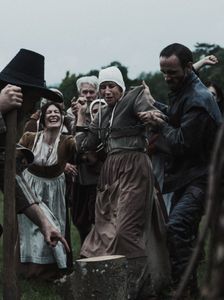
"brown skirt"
81,151,154,259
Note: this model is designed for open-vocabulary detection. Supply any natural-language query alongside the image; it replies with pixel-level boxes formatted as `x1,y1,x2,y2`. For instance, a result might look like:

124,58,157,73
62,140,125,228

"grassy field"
0,192,208,299
0,192,81,300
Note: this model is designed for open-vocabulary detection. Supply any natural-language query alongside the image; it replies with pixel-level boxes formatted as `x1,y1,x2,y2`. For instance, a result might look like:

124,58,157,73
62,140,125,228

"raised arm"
193,55,218,72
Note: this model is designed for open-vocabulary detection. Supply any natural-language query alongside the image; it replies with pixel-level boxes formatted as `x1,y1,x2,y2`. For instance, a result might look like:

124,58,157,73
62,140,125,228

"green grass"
0,192,209,300
0,192,81,300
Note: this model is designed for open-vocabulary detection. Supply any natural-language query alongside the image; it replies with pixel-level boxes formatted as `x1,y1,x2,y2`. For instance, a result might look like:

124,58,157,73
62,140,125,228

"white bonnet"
89,98,107,121
40,88,64,107
98,66,126,93
49,88,64,100
76,75,99,92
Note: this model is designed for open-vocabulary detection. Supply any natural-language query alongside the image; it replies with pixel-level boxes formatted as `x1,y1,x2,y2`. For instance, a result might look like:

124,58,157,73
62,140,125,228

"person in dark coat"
139,43,223,299
0,48,69,250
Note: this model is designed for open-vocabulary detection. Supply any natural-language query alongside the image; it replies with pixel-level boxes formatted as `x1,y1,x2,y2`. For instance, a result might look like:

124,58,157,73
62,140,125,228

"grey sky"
1,0,223,85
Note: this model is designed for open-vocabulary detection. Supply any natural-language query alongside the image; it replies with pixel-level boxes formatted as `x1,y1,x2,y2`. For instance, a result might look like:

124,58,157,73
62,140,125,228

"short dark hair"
40,101,64,127
160,43,193,69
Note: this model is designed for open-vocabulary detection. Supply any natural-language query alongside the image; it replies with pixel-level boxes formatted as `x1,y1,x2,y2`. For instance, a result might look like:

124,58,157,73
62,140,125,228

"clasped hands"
138,110,167,127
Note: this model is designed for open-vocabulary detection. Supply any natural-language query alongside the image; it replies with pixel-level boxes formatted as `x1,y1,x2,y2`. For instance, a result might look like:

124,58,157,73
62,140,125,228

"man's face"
160,54,190,91
80,83,97,102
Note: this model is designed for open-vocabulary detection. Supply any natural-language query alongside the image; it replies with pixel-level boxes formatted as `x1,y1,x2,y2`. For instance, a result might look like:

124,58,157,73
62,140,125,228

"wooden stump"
62,255,128,300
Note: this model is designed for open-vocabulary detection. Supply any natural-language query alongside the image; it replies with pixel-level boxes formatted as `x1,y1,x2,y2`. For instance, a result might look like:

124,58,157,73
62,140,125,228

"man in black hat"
0,49,69,250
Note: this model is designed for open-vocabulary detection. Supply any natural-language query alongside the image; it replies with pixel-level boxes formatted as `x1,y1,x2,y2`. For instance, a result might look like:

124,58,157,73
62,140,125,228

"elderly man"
0,48,69,250
139,43,222,299
67,75,98,122
68,75,102,244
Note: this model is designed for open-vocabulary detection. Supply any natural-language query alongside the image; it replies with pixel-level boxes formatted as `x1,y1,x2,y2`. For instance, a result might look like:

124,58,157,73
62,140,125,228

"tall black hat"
0,49,62,102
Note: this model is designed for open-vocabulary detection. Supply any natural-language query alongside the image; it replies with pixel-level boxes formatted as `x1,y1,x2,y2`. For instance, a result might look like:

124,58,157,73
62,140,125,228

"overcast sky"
1,0,223,85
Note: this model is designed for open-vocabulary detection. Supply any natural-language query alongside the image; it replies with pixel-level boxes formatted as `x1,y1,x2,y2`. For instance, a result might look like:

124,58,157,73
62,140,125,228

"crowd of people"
0,44,223,300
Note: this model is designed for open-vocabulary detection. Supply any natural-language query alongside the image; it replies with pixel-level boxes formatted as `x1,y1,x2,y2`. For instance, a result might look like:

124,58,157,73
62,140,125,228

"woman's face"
44,104,62,129
99,81,123,106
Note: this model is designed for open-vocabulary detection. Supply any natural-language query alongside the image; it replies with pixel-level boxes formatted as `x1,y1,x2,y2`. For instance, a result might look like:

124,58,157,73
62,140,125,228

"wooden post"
58,255,128,300
3,109,20,300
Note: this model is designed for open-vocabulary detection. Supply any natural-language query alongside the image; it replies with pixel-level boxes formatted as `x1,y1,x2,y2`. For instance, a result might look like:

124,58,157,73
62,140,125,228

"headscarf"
89,99,107,121
98,66,126,94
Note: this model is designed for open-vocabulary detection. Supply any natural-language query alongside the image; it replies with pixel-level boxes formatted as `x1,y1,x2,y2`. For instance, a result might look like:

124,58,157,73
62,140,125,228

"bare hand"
193,55,218,71
138,110,167,126
64,163,78,176
0,84,23,114
43,223,70,252
203,55,218,65
73,97,87,116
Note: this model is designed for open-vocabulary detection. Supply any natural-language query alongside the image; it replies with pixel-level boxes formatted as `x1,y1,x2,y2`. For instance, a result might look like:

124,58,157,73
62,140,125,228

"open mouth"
48,117,60,124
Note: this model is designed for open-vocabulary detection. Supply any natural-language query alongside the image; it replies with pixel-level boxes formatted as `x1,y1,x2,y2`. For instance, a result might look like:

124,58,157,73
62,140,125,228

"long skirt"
81,151,171,297
81,151,154,258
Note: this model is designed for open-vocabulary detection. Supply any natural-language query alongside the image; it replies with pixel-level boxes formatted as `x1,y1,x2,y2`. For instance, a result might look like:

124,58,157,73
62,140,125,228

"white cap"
98,66,126,93
76,75,99,92
89,99,107,121
40,88,64,107
50,88,64,100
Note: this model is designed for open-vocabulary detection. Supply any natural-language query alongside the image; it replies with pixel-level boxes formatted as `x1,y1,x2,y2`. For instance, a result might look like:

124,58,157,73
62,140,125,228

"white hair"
76,76,99,93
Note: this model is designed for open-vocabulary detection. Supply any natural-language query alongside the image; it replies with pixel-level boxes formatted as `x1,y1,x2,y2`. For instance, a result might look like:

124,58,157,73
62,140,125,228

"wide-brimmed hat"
0,49,62,102
16,144,34,164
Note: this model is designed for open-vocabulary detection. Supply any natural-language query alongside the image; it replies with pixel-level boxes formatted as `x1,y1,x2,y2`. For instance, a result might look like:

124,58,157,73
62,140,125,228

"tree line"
58,43,224,109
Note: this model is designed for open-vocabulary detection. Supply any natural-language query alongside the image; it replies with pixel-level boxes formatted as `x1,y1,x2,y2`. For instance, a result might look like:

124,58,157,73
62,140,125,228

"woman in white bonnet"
17,101,76,280
75,66,168,299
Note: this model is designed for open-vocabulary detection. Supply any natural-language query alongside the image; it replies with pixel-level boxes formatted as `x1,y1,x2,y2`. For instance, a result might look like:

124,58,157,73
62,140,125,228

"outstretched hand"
25,204,70,253
43,222,70,252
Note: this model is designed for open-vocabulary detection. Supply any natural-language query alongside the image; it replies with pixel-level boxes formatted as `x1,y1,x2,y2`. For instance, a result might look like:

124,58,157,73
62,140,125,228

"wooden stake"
3,109,20,300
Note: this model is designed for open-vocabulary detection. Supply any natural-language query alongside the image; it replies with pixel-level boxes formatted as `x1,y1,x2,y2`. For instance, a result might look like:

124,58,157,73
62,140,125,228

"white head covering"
98,66,126,93
49,88,64,100
89,99,107,121
40,88,64,107
76,76,99,92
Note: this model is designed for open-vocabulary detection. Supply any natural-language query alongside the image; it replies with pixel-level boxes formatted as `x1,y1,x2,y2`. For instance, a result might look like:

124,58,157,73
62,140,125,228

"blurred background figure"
205,80,224,116
193,55,224,116
69,76,104,245
89,98,107,121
